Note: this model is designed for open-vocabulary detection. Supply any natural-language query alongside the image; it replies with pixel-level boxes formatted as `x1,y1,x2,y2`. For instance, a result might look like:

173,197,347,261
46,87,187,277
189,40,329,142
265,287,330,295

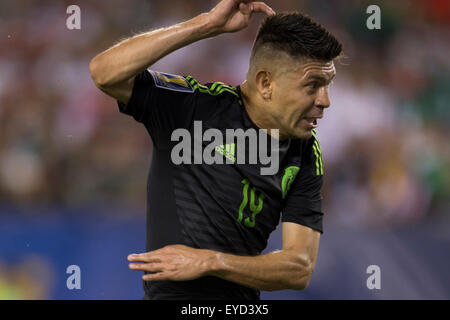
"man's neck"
240,81,287,141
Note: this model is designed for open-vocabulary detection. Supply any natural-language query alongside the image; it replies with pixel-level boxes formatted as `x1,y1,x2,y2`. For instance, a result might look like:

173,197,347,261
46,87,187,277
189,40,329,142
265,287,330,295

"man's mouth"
302,117,320,128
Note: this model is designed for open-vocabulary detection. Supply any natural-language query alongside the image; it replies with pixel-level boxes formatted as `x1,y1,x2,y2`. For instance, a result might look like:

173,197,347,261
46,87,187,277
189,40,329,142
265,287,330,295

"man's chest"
172,137,304,230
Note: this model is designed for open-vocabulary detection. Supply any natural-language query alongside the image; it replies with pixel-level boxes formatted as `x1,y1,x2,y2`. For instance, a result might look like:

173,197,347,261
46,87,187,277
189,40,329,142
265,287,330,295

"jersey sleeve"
281,133,324,233
117,69,197,150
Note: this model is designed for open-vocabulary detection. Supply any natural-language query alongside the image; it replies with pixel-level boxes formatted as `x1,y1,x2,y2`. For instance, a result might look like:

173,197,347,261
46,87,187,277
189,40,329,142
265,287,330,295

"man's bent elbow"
89,56,117,89
289,264,313,291
290,277,311,291
89,58,106,89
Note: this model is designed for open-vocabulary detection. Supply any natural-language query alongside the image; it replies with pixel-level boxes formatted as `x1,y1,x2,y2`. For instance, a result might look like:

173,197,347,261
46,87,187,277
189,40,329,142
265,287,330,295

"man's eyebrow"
304,73,335,83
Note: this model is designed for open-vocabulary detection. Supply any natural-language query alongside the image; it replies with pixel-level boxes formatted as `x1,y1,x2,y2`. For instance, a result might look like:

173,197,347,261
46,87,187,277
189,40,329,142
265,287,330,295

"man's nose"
315,87,331,108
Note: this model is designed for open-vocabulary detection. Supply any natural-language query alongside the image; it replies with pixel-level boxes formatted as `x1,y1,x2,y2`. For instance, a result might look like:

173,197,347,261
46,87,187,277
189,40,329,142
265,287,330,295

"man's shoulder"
185,76,242,102
298,130,321,150
148,70,196,94
180,76,244,127
285,133,321,162
147,70,242,110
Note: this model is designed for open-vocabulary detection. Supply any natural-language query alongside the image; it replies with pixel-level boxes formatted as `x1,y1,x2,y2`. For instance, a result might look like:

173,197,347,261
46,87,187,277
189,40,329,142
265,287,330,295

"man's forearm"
128,241,315,291
206,249,313,291
89,13,215,88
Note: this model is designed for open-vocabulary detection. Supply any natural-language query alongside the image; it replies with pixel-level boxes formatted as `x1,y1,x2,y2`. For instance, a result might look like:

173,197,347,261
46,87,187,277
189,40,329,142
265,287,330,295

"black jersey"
117,69,324,300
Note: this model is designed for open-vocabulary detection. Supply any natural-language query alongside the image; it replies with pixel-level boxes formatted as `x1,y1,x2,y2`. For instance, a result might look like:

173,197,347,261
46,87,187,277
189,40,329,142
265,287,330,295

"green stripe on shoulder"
311,130,324,175
186,76,240,101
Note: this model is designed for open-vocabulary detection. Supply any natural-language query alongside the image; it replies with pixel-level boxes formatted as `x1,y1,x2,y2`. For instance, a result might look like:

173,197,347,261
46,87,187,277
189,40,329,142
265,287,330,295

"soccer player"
90,0,342,299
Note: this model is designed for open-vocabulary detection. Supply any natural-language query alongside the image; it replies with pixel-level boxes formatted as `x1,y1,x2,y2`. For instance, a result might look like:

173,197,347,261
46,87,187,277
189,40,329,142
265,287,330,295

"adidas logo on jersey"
215,143,236,163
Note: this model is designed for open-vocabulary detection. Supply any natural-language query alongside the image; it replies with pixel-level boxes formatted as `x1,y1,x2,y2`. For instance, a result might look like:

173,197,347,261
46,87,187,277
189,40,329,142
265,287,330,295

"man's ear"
254,69,272,101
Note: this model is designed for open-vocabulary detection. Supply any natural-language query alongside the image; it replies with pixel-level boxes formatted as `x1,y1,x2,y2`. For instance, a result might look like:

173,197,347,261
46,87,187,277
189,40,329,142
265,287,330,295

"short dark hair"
251,11,343,62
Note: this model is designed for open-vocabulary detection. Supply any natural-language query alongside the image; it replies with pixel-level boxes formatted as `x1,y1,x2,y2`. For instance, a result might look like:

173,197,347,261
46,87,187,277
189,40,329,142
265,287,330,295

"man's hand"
128,224,319,291
207,0,276,34
128,245,217,281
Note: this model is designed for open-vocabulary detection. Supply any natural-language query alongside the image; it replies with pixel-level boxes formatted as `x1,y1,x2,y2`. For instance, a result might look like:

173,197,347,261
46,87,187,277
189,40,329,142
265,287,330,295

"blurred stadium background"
0,0,449,299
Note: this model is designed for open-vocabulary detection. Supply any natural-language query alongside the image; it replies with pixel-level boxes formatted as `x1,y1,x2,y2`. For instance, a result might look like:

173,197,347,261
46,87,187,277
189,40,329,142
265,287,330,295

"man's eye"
305,82,319,93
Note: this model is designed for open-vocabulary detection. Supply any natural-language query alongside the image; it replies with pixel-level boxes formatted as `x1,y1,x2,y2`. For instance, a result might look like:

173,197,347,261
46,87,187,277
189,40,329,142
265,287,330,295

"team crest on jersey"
149,70,194,93
281,166,300,199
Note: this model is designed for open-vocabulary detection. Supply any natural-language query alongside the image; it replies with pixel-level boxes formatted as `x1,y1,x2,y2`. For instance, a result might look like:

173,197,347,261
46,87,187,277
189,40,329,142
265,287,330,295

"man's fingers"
127,245,177,262
239,2,275,16
129,262,165,272
127,253,162,263
251,2,276,16
142,272,169,281
239,2,252,15
127,253,146,262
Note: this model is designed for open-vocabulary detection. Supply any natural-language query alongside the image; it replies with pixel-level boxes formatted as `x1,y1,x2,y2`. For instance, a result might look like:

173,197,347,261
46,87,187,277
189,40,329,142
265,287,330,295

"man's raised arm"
89,0,275,104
